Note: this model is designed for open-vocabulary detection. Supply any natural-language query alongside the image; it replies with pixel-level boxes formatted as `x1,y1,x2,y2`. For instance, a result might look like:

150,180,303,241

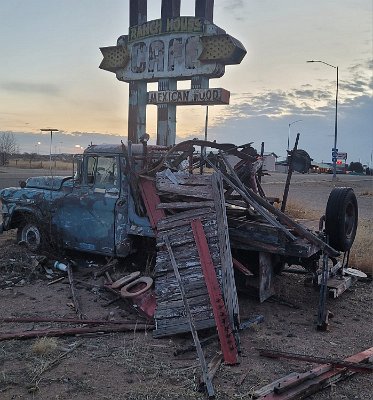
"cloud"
1,81,61,96
223,0,245,20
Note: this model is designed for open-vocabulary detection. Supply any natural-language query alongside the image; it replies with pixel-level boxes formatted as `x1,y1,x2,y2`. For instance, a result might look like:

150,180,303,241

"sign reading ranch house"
129,17,203,42
148,88,230,105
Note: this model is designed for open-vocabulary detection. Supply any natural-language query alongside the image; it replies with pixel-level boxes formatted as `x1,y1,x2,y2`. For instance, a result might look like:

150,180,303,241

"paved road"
261,172,373,219
0,167,72,189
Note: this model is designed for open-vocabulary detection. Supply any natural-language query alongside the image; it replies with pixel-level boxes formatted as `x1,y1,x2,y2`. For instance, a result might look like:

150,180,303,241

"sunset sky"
0,0,372,164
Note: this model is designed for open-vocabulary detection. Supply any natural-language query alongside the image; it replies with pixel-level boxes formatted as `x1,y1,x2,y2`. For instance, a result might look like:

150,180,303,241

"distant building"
262,152,278,172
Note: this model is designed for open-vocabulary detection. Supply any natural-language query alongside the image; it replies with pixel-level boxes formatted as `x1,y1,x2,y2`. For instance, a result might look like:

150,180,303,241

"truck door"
56,154,120,255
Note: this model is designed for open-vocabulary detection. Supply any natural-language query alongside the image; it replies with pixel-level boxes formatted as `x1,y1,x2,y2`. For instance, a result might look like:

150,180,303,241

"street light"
288,119,302,151
307,60,339,180
37,141,41,155
41,128,59,173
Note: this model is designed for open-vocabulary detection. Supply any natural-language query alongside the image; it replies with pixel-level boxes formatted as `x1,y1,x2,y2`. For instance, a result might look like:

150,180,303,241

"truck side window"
86,156,97,184
95,156,118,189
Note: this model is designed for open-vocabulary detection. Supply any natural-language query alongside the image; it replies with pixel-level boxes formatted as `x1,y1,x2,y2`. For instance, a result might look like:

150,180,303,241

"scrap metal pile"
0,138,365,398
130,138,359,333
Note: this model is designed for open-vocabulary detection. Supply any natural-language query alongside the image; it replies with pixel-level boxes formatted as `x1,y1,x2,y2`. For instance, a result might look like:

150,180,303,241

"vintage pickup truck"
0,143,159,257
0,140,358,272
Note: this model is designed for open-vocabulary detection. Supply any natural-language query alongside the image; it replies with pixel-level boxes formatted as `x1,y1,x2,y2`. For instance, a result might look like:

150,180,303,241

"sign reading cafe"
100,16,246,83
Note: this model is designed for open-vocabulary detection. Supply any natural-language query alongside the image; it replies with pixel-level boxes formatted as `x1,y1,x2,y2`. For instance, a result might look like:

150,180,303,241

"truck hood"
26,176,72,190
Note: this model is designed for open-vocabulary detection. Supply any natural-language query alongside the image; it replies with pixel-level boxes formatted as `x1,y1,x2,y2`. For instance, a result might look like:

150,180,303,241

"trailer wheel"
17,222,43,252
325,187,358,252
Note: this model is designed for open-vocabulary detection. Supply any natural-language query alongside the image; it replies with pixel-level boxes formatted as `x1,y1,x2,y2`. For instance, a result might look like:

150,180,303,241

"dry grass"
359,190,373,196
281,200,320,220
31,337,58,355
7,159,73,171
350,220,373,274
280,200,372,274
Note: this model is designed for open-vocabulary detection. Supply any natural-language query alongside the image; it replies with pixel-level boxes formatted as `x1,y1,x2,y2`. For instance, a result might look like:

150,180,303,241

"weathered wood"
156,293,211,311
0,324,153,342
199,353,223,392
212,173,240,339
157,174,213,186
153,318,216,338
207,157,297,241
221,153,340,257
0,317,146,325
67,266,83,319
157,207,215,225
164,236,215,397
157,201,215,209
157,181,213,198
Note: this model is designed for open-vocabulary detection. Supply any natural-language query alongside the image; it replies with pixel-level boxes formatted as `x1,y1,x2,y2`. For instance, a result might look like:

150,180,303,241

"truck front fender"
4,205,44,231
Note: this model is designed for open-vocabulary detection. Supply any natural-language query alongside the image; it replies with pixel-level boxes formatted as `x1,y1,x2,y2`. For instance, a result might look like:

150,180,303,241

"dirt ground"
0,170,372,400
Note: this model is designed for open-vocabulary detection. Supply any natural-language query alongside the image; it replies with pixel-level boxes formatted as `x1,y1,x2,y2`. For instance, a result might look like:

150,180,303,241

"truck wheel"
325,187,358,252
17,222,43,252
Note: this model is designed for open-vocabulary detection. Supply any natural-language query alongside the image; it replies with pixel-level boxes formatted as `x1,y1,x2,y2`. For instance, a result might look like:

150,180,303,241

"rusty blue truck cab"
0,144,155,258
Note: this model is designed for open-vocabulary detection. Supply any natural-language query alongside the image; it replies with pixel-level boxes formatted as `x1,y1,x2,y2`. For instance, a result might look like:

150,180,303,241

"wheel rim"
344,201,356,239
22,225,41,250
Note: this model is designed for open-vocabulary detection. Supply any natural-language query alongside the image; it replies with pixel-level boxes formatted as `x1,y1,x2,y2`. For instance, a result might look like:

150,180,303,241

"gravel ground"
0,169,371,399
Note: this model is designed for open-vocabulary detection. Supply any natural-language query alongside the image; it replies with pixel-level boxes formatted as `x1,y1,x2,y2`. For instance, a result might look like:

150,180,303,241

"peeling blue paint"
0,148,154,257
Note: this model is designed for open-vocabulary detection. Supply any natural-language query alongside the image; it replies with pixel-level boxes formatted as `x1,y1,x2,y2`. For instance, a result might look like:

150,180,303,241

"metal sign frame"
100,0,246,146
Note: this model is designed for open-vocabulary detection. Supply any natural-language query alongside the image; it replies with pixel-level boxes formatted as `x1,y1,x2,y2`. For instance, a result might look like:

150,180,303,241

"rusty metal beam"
128,0,147,144
256,347,373,399
191,219,238,365
259,349,373,373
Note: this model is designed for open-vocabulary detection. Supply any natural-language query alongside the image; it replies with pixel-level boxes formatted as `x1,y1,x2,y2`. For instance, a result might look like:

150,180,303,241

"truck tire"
325,187,358,252
17,222,43,252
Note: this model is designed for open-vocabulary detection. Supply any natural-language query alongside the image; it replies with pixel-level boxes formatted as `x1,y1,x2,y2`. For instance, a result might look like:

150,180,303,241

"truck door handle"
105,188,119,195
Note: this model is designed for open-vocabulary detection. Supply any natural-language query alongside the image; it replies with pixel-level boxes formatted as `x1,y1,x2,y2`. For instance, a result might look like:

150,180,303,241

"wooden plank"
163,236,215,397
157,201,215,209
157,181,213,198
212,173,240,337
153,318,216,338
207,156,296,241
157,174,213,186
157,207,215,226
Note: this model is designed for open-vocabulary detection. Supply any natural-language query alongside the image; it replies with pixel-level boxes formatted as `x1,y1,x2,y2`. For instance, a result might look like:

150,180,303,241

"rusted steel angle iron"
138,177,166,229
191,219,238,365
259,349,373,373
255,347,373,399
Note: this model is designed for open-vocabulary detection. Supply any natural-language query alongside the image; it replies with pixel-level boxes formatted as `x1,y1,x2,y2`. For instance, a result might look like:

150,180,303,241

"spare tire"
325,187,358,251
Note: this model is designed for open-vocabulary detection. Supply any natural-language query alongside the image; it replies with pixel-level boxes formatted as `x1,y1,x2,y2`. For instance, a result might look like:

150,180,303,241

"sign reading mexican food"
148,88,230,105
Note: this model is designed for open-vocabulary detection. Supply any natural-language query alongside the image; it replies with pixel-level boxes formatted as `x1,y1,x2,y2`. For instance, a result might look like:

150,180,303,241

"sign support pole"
128,0,147,144
157,0,180,146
